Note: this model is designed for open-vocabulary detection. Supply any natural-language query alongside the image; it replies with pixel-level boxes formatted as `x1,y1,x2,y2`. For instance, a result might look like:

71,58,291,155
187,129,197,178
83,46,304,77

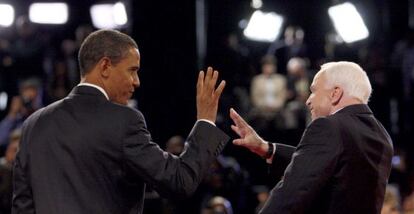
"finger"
214,80,226,98
204,67,213,89
230,108,249,128
231,124,243,137
208,70,219,92
197,70,204,94
233,139,245,146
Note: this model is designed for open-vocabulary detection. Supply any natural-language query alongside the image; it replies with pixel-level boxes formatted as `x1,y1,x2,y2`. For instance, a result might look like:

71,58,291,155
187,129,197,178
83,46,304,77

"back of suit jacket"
13,86,229,214
262,104,393,214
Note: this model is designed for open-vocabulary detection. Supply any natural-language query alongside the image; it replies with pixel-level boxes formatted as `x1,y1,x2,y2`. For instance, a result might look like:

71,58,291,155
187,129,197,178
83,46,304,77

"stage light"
0,92,7,111
0,4,14,27
243,10,284,42
328,2,369,43
29,3,68,24
251,0,263,9
90,2,128,29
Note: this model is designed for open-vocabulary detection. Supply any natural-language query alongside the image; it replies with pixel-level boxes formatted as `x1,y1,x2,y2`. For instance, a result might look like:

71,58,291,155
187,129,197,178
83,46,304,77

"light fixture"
90,2,128,29
29,2,69,24
0,4,14,27
328,2,369,43
251,0,263,9
0,92,7,111
243,10,284,42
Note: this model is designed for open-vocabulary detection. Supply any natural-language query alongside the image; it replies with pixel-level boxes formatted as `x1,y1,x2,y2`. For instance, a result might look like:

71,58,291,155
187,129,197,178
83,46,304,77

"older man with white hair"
229,61,393,214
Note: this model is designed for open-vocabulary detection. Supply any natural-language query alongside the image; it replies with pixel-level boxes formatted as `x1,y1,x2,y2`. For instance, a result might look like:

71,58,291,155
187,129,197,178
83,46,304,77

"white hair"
318,61,372,104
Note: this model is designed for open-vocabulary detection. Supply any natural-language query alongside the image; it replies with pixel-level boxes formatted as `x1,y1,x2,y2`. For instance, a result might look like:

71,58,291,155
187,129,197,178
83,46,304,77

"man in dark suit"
230,61,393,214
12,29,229,214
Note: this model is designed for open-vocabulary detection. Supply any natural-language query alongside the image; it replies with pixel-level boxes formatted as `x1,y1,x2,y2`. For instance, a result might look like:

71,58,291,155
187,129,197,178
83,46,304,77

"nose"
306,96,311,107
133,73,140,88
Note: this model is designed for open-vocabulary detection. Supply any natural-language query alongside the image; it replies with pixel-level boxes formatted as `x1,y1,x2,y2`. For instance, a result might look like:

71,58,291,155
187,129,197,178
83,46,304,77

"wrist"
262,142,274,159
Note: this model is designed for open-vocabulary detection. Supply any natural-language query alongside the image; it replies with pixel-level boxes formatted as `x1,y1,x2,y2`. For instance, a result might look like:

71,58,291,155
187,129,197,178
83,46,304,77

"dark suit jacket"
12,86,229,214
261,104,393,214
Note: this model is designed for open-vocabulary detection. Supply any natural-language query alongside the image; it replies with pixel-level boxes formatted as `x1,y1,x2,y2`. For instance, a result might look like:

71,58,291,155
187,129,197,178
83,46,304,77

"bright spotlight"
251,0,263,9
29,3,69,24
243,10,284,42
90,2,128,29
0,4,14,27
328,2,369,43
0,92,7,110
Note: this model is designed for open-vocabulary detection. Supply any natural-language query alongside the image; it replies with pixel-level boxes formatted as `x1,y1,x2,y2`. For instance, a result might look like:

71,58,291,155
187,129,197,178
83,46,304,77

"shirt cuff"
266,143,276,164
196,119,216,127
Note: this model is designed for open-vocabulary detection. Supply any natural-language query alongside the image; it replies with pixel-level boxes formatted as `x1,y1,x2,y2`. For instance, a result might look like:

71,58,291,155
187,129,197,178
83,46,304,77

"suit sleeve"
12,120,35,213
269,143,296,180
260,118,341,214
122,110,229,198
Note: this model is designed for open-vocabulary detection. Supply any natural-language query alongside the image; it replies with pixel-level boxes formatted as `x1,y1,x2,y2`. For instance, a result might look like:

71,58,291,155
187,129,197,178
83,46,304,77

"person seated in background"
286,57,310,103
201,196,233,214
249,55,287,135
0,128,21,214
403,190,414,214
0,78,43,149
252,185,270,214
381,185,401,214
283,57,310,131
165,135,185,156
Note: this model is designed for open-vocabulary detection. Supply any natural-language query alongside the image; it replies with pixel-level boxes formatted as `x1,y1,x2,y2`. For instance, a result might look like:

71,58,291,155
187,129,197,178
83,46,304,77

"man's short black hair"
78,29,138,76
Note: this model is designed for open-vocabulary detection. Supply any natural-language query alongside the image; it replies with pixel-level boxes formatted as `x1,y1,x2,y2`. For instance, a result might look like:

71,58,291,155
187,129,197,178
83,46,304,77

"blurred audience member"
252,185,269,214
249,55,287,134
286,57,310,103
0,78,43,148
199,155,248,214
381,185,402,214
165,135,185,156
283,57,310,132
403,191,414,214
201,196,233,214
0,129,21,214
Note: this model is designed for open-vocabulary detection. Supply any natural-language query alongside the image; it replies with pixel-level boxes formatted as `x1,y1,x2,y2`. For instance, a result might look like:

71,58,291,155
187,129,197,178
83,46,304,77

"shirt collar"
331,107,344,115
77,83,109,100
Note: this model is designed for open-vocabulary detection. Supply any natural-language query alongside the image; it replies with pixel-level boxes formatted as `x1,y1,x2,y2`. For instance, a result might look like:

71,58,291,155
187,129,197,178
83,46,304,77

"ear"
98,57,112,78
330,86,343,105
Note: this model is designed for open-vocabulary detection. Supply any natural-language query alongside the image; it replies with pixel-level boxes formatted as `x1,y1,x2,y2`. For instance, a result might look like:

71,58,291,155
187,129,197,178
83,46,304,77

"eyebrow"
130,66,140,71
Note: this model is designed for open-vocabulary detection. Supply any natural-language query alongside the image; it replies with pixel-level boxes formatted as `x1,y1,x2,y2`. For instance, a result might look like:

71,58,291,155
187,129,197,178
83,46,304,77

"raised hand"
196,67,226,123
229,108,269,157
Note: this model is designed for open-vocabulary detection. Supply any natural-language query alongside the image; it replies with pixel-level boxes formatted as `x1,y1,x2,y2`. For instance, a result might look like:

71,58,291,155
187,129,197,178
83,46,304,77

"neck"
81,75,105,88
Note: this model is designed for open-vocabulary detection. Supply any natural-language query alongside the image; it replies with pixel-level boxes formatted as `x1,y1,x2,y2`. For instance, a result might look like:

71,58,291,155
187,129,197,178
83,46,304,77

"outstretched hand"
229,108,268,157
196,67,226,123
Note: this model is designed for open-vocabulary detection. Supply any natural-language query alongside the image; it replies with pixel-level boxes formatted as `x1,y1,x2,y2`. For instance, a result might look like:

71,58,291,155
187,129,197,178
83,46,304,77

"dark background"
2,0,410,143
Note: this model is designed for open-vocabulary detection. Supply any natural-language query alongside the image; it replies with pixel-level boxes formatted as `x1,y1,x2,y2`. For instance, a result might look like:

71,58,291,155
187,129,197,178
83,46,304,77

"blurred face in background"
20,86,38,103
262,63,276,76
